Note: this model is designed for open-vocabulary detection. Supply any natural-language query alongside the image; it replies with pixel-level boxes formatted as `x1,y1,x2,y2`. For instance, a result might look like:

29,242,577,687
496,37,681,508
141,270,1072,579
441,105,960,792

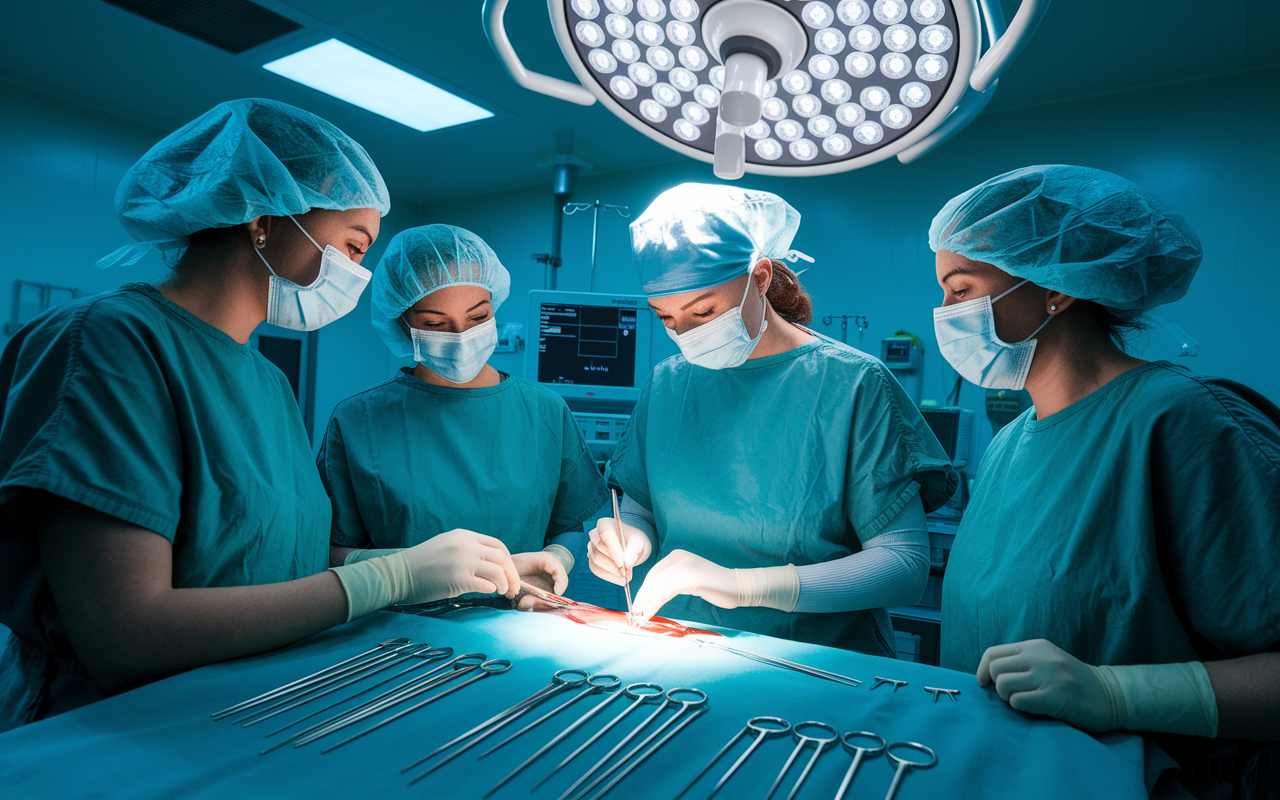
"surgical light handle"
970,0,1051,92
483,0,597,107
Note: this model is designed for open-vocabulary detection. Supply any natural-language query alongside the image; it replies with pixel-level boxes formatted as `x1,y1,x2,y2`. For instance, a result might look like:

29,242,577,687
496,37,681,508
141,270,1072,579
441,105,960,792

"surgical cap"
371,225,512,358
99,98,390,268
630,183,801,297
929,165,1202,313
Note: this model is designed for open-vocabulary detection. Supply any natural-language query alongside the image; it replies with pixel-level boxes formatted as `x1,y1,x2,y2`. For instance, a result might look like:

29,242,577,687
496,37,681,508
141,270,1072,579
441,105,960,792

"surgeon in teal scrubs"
320,225,610,600
930,165,1280,797
590,184,958,656
0,101,521,731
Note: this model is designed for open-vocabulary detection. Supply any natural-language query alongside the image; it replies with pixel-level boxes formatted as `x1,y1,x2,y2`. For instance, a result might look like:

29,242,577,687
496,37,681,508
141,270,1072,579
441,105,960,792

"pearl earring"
255,235,266,248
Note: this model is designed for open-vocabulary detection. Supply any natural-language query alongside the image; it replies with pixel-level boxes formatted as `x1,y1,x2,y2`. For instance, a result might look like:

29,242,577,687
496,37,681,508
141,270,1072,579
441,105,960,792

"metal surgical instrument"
763,721,840,800
480,674,621,758
562,687,709,800
402,668,591,777
531,683,665,792
212,637,411,719
882,742,937,800
320,658,513,754
586,704,709,800
674,716,792,800
870,677,907,692
697,640,864,688
832,732,886,800
923,687,960,703
611,488,635,624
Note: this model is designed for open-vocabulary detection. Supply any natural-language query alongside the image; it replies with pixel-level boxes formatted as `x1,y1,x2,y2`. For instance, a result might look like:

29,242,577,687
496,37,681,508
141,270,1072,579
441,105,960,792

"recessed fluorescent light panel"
264,39,492,132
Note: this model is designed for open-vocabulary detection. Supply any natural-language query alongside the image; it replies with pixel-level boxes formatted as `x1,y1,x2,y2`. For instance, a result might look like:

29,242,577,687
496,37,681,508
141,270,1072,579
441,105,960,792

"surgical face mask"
255,216,371,332
408,317,497,384
933,279,1054,390
666,273,767,370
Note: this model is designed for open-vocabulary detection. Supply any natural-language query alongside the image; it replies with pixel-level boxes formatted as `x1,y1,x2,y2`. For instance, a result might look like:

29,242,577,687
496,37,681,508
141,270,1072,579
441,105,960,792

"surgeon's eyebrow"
415,299,492,315
939,266,978,286
678,291,716,311
349,225,374,247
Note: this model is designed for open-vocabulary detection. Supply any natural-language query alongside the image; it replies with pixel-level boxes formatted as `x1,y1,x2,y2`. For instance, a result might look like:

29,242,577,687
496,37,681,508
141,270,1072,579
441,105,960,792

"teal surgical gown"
317,369,609,555
941,361,1280,673
0,284,330,729
610,338,958,655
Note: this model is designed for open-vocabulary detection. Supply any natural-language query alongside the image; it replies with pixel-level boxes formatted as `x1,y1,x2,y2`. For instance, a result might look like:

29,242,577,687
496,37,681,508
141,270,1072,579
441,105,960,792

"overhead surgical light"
483,0,1049,178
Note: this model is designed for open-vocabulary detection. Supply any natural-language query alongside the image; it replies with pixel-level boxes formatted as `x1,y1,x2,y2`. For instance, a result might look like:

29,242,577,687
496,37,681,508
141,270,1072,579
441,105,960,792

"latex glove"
512,551,569,611
977,639,1125,733
587,518,652,586
330,529,521,621
631,549,738,621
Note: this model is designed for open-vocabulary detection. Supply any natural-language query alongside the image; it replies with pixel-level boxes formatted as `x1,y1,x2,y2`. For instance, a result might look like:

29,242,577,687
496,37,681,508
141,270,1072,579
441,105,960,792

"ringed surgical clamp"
480,674,621,758
212,638,411,719
870,677,907,692
289,653,488,749
560,687,709,800
402,668,593,778
260,649,469,754
319,658,512,753
882,742,938,800
763,721,840,800
484,685,629,798
674,716,792,800
923,686,961,703
832,732,887,800
586,704,709,800
530,683,666,792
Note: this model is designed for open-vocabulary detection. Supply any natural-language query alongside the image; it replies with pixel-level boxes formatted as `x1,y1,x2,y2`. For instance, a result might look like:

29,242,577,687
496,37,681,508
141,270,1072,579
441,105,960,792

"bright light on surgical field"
264,40,493,132
484,0,1049,178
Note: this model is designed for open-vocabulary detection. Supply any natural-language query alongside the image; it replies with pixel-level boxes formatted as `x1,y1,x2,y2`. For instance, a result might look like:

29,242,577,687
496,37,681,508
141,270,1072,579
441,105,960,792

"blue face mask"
408,317,497,384
933,279,1054,390
666,272,768,370
255,216,371,332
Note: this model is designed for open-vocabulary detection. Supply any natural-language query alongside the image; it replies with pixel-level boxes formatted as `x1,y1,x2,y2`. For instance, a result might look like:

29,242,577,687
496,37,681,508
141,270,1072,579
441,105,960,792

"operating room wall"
414,64,1280,464
0,79,427,451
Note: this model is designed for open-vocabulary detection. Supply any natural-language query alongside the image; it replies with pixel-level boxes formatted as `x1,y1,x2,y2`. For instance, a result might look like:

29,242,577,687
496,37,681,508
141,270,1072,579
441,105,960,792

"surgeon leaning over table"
930,165,1279,798
0,99,520,731
318,224,610,604
588,183,958,656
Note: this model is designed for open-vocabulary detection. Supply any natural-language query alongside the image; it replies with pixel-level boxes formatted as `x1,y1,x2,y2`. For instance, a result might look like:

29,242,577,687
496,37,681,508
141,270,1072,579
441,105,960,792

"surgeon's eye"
469,313,490,323
692,308,716,318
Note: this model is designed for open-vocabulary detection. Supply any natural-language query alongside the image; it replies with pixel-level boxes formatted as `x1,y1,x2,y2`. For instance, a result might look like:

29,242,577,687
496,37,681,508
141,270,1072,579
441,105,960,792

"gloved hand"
978,639,1125,732
512,551,569,611
330,529,521,621
587,518,652,586
630,550,798,621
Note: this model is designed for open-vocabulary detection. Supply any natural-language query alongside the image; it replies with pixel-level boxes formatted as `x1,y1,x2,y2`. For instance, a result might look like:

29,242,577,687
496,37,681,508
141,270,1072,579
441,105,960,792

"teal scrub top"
0,284,330,724
317,369,609,554
610,337,958,655
942,361,1280,674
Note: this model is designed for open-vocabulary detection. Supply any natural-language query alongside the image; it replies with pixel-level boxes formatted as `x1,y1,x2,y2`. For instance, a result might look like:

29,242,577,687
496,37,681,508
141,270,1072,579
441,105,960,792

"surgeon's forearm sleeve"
619,494,658,552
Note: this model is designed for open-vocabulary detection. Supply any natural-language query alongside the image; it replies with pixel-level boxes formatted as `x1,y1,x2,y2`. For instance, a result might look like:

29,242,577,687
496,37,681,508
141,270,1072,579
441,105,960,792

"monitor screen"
526,290,652,407
537,302,638,387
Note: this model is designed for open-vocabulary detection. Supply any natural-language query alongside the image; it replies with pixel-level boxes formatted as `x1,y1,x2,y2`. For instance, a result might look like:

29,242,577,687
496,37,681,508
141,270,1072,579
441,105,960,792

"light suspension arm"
483,0,597,106
971,0,1050,92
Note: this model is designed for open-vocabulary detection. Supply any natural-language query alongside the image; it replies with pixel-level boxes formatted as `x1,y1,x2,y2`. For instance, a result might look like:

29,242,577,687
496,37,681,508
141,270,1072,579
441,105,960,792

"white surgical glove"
587,518,653,586
978,639,1218,737
329,529,521,621
631,549,799,622
512,550,570,611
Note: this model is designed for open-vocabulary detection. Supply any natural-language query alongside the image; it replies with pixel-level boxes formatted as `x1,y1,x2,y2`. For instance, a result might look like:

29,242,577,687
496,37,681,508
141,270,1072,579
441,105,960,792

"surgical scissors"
562,688,709,800
401,668,591,776
290,654,488,748
531,683,665,792
832,732,886,800
480,674,621,758
212,638,411,719
882,742,937,800
320,659,513,754
673,716,791,800
763,721,840,800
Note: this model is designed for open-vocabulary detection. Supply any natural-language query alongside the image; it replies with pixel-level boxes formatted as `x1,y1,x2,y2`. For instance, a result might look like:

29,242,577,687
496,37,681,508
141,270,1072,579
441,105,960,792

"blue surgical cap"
929,165,1202,313
100,98,390,268
630,183,801,297
371,225,512,358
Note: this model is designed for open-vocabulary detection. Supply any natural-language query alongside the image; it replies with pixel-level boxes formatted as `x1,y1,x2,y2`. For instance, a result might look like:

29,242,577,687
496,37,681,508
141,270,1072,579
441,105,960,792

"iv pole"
822,314,869,348
563,200,629,292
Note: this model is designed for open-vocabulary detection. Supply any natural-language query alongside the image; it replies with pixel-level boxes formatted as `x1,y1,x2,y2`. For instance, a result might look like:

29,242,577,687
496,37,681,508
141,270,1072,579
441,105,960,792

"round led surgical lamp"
483,0,1050,179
